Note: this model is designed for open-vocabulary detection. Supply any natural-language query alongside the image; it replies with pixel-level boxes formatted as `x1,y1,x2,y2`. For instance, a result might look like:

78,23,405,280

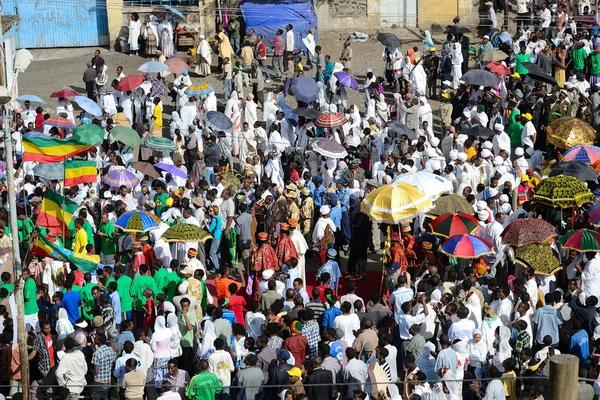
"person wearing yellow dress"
74,218,88,254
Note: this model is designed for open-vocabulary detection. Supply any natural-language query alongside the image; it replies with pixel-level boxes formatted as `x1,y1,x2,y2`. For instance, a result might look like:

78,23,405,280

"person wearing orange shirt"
215,265,242,299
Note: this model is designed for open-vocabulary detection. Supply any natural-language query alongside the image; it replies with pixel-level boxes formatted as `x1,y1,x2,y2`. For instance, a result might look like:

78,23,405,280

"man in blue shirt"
321,293,341,328
312,176,326,208
335,178,352,245
63,276,82,324
532,293,564,346
218,297,238,325
325,192,342,229
569,319,590,368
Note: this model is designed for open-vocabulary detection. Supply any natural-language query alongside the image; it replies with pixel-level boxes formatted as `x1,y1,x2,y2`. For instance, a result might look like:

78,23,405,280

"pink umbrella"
165,58,189,74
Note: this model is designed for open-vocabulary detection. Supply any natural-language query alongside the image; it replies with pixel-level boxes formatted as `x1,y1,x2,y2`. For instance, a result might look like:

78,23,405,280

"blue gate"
1,0,109,48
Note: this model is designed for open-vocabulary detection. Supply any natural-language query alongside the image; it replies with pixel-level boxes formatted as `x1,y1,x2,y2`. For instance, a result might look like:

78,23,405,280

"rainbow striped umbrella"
563,145,600,163
44,117,76,128
558,229,600,252
314,112,348,128
115,210,161,232
185,83,214,97
429,212,482,238
102,169,140,188
440,234,493,259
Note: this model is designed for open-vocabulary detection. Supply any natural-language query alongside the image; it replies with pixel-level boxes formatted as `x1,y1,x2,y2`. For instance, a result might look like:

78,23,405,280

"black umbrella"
206,111,233,131
461,69,500,87
463,125,495,138
377,33,402,48
387,121,416,140
521,62,558,85
444,25,471,34
292,107,321,119
549,161,598,181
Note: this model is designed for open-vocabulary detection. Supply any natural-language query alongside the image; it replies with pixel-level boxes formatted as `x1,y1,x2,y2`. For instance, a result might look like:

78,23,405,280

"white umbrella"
391,171,453,200
312,138,348,159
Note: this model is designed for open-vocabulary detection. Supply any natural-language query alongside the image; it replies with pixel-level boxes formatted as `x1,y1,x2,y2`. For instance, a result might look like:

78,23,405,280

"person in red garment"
275,223,299,266
249,232,278,300
227,283,246,327
283,320,308,367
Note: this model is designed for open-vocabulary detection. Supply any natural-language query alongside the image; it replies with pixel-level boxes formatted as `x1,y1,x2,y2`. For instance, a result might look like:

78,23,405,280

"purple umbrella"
312,139,348,159
334,71,359,90
102,169,140,188
154,162,189,180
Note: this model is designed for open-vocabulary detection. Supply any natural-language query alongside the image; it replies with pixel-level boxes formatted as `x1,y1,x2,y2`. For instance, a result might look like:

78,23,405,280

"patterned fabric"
250,243,278,272
32,333,53,376
513,330,531,370
92,344,117,383
153,357,171,387
267,335,284,350
533,175,594,208
302,322,321,357
275,235,299,266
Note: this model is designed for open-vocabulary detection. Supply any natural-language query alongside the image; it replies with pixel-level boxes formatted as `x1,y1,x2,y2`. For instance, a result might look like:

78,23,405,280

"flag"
36,190,78,237
23,137,92,163
32,234,100,273
64,160,97,187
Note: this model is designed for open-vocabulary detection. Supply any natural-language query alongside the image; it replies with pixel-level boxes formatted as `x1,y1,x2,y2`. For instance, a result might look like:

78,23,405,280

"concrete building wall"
418,0,478,30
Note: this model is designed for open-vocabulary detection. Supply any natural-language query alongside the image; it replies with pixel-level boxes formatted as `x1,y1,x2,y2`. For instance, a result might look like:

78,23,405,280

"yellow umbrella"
360,182,433,224
547,117,597,149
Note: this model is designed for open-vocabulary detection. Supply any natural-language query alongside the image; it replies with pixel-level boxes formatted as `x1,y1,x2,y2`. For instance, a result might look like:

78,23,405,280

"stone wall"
315,0,379,30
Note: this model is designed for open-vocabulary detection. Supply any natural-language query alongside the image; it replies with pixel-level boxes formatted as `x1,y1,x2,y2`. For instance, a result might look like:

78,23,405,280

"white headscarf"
167,313,182,358
151,316,172,342
388,384,402,400
466,293,482,329
56,308,74,340
416,342,437,381
198,319,217,359
224,91,241,119
441,369,460,400
467,329,489,366
492,325,512,372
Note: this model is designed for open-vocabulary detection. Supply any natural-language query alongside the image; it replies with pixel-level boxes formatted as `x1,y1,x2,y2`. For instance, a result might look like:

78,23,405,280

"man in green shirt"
228,15,241,55
100,266,115,291
152,262,169,295
186,360,222,400
130,264,156,328
515,43,531,75
17,210,34,250
23,267,40,331
98,213,116,264
80,278,100,321
116,265,133,321
0,271,14,295
154,186,169,217
165,261,185,302
507,121,525,148
79,209,94,244
590,46,600,78
572,41,588,74
178,297,198,377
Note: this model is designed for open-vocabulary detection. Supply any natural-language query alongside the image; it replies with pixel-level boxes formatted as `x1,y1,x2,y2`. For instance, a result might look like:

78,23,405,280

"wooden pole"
549,354,579,400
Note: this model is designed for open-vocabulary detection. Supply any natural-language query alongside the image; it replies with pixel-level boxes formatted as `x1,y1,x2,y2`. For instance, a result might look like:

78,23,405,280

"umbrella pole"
379,226,391,294
62,156,67,245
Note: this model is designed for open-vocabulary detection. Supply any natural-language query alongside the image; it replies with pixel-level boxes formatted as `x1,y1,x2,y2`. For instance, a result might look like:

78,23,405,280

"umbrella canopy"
102,169,140,188
291,76,320,103
314,112,348,128
549,161,598,181
33,163,64,180
521,62,558,85
154,162,188,180
481,50,509,62
547,117,597,149
185,83,214,97
558,229,600,252
72,124,105,146
161,224,213,242
429,212,483,238
514,243,562,276
163,4,186,20
563,145,600,163
377,32,402,48
387,121,416,139
292,107,321,119
165,58,189,74
115,210,161,232
333,71,359,90
50,89,79,98
44,117,76,128
462,125,495,138
461,69,500,87
533,175,594,208
16,94,45,104
391,171,453,200
312,139,348,159
130,162,162,179
144,136,178,151
440,234,493,259
428,194,473,216
500,218,556,246
116,75,145,92
485,61,511,76
444,25,471,34
143,73,169,98
110,126,142,148
219,171,240,190
360,182,433,224
138,61,169,73
73,96,103,116
587,204,600,224
206,111,233,131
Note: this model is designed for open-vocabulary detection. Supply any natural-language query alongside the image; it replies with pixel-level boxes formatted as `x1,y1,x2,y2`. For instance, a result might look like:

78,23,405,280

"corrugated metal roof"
1,15,19,34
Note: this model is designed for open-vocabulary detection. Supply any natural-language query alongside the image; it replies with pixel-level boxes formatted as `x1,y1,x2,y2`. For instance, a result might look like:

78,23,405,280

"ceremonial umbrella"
532,175,594,208
33,163,64,180
44,117,76,128
116,75,145,92
16,94,45,104
587,204,600,225
312,139,348,159
521,62,558,85
138,61,169,73
115,210,161,233
481,50,509,62
514,243,562,275
102,169,140,188
549,161,599,181
558,229,600,252
72,124,105,146
547,117,597,149
50,89,79,98
165,58,189,74
144,137,178,151
387,121,416,139
462,125,495,138
161,224,213,242
563,145,600,163
333,71,359,90
428,194,473,217
485,61,511,76
377,33,402,48
292,107,321,119
439,234,493,259
314,112,348,128
220,171,240,189
500,218,556,246
391,171,453,200
185,83,214,97
130,162,162,179
461,69,500,87
154,162,188,180
206,111,233,131
291,76,320,103
110,126,142,148
429,212,483,238
73,96,103,117
360,182,433,224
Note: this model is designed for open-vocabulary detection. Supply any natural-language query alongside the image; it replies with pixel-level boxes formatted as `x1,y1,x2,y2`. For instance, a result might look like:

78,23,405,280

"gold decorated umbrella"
161,224,213,242
360,182,433,224
514,243,562,276
428,194,473,217
219,171,241,190
532,175,593,208
547,117,597,149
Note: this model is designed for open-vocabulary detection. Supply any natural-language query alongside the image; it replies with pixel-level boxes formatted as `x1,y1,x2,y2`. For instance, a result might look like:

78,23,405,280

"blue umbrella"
154,162,189,180
333,71,359,90
73,96,103,116
206,111,233,131
163,5,186,20
115,210,161,233
16,94,46,104
33,163,64,180
138,61,169,73
291,76,320,103
185,83,214,97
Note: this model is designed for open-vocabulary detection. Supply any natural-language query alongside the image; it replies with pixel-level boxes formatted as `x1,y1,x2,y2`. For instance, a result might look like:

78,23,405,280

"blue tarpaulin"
240,0,318,53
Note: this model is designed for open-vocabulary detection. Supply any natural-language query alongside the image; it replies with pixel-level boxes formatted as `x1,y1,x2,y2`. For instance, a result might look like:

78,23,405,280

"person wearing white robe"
417,97,433,137
180,100,198,129
243,94,258,129
56,98,75,124
170,111,184,137
302,29,316,68
239,123,257,168
195,35,212,76
411,63,428,96
263,92,278,127
120,94,134,126
478,215,507,275
290,226,308,284
128,16,142,54
204,92,217,112
492,123,511,158
451,43,463,89
151,223,172,268
224,91,241,120
264,156,284,188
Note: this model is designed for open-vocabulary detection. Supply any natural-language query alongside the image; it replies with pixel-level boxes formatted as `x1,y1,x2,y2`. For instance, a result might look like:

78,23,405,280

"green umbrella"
72,124,105,146
110,126,142,148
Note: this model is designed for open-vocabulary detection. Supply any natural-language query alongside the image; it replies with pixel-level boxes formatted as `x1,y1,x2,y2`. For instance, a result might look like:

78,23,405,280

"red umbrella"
500,218,556,246
314,112,348,128
429,212,482,238
50,89,80,98
485,61,511,76
165,58,189,74
116,75,145,92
